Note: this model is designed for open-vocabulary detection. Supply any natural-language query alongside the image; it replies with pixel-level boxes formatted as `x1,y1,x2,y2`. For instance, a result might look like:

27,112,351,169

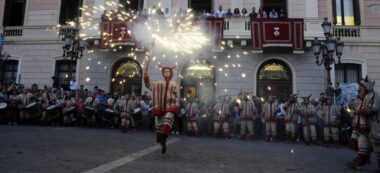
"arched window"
113,61,142,78
332,0,360,25
184,62,214,79
181,61,215,99
111,58,142,94
258,63,290,80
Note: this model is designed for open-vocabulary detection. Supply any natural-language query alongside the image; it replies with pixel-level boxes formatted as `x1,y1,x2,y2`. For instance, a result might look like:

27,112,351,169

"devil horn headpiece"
158,65,177,70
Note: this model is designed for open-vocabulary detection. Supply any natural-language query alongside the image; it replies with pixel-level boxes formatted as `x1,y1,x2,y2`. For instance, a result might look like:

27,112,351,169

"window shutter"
332,0,337,25
353,0,361,25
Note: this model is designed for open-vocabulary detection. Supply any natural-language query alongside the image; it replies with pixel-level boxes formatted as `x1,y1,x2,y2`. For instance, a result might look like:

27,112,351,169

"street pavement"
0,125,378,173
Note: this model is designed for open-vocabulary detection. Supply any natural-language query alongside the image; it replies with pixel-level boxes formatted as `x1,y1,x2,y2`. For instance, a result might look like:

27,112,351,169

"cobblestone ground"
0,125,378,173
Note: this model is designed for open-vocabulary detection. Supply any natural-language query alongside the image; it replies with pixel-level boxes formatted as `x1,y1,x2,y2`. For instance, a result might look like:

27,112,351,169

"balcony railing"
333,25,360,38
59,26,80,36
223,17,251,39
3,25,63,41
4,26,23,37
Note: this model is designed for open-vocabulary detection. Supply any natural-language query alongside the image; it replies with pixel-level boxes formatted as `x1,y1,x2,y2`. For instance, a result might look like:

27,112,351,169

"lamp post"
61,20,85,80
312,18,344,85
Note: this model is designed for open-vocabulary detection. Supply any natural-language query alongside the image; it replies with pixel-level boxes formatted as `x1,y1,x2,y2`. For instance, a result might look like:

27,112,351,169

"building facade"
1,0,380,100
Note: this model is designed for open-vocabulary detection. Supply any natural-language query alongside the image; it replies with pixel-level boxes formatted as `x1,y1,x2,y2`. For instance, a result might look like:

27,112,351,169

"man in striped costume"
186,97,199,136
239,93,256,140
300,95,317,145
347,76,379,169
366,77,380,170
322,97,340,147
213,96,230,138
144,65,179,154
261,95,278,142
284,94,300,142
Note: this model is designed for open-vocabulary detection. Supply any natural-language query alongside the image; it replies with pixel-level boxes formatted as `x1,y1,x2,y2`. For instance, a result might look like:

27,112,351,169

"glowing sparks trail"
132,8,210,54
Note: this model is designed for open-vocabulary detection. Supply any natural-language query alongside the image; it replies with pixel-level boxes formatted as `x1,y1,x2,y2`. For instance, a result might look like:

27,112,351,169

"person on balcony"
249,7,257,18
164,8,171,18
215,5,225,18
269,8,279,19
257,7,268,18
225,8,233,18
279,8,286,18
233,8,241,17
241,8,249,17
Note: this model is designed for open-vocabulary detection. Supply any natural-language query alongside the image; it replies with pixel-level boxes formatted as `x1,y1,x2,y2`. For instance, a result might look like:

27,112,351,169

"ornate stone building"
1,0,380,100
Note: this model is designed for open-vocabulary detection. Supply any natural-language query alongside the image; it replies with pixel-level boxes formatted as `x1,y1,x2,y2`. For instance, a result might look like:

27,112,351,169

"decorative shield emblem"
273,27,280,37
120,27,126,37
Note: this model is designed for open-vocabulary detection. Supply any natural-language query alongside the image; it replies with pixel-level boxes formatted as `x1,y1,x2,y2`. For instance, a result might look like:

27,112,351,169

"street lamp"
312,18,344,84
61,20,85,79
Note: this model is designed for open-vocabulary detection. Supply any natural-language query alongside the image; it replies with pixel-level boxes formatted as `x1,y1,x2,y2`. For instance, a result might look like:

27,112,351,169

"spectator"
325,82,334,98
241,8,248,17
257,7,268,18
164,8,171,18
69,77,78,92
52,76,58,89
269,8,279,19
233,8,241,17
101,10,108,21
249,7,257,18
215,5,225,18
225,8,233,17
279,8,286,18
334,82,342,104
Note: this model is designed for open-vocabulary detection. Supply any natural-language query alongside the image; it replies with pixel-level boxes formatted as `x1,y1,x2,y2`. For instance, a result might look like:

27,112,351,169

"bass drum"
26,102,41,117
0,102,7,116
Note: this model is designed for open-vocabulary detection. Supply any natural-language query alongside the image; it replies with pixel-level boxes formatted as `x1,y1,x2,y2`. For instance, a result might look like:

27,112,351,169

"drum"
26,102,37,109
66,106,76,114
134,108,141,114
47,105,56,111
85,106,95,112
105,109,115,114
0,102,7,110
26,102,41,117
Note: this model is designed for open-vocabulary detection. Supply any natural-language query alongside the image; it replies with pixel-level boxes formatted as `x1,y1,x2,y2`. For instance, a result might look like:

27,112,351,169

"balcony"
332,25,380,43
2,25,63,42
99,21,136,49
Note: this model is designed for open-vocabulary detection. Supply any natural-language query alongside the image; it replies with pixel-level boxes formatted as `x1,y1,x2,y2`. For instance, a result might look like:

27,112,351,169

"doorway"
257,59,292,100
181,61,215,100
111,58,142,95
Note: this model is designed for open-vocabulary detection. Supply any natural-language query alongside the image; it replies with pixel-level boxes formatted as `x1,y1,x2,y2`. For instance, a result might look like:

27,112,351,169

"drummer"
93,90,107,126
127,94,138,130
115,95,127,131
107,94,119,128
63,92,76,126
84,92,95,126
18,89,29,124
8,89,19,125
40,91,50,124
